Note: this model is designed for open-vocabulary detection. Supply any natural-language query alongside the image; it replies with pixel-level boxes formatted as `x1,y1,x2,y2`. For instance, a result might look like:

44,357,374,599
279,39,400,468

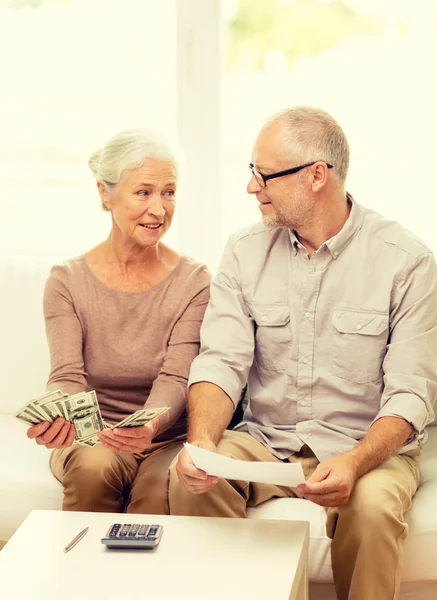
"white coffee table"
0,510,308,599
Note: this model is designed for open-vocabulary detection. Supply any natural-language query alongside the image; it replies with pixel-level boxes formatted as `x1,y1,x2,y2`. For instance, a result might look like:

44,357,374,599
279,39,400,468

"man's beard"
261,186,308,229
262,211,283,228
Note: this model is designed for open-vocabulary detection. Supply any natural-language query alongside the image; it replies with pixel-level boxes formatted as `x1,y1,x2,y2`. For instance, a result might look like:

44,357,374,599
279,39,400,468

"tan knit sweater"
43,254,210,441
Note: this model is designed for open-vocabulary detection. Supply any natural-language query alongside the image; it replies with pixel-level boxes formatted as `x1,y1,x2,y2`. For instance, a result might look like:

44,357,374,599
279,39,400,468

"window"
2,0,436,270
221,0,437,255
0,0,177,255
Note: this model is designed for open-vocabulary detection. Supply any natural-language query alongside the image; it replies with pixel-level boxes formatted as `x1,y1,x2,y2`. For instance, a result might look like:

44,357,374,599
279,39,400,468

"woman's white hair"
264,106,350,183
88,128,179,210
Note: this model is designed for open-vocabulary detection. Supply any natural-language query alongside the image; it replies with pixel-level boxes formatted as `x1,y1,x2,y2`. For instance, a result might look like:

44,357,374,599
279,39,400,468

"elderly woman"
26,128,210,514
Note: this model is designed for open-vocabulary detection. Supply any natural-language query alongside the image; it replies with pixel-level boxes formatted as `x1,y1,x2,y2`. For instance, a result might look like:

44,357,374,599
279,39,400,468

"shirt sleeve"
145,270,211,432
43,267,88,396
373,252,437,438
188,238,255,407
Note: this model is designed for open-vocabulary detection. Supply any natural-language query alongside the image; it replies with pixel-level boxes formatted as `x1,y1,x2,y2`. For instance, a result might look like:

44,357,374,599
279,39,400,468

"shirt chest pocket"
331,309,389,384
248,303,290,372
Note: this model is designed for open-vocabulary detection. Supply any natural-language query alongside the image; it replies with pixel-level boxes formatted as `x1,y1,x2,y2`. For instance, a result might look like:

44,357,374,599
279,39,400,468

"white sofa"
1,253,436,599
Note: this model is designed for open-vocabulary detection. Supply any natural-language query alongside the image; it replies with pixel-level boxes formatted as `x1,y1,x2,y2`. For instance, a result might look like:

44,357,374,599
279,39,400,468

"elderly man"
169,106,437,600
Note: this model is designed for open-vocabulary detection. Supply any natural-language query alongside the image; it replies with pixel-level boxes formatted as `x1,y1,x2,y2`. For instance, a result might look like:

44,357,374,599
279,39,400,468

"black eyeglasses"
249,161,334,187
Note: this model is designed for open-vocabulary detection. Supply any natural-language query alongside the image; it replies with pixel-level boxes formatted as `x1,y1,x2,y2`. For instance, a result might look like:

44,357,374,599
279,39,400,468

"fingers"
27,421,51,439
111,427,146,438
178,449,207,479
175,450,219,494
179,474,219,495
112,418,159,439
176,464,219,494
98,420,157,454
99,434,142,454
298,469,351,506
29,419,76,450
98,430,144,454
63,424,77,448
299,475,341,496
304,463,332,484
34,418,66,445
100,429,149,450
302,490,350,507
45,422,76,449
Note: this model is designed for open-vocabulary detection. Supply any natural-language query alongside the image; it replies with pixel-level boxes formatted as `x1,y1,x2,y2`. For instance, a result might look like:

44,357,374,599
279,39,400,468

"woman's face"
102,158,177,248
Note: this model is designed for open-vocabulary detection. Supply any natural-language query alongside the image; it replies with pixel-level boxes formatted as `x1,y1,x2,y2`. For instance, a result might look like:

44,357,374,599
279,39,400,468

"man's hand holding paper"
176,440,220,495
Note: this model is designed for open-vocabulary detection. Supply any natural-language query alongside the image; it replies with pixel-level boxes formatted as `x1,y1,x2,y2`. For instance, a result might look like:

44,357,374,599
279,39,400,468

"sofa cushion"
247,427,437,584
0,253,69,416
0,414,62,540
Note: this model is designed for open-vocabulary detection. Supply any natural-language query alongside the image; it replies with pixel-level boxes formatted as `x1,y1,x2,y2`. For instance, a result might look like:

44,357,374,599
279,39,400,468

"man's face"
247,123,314,230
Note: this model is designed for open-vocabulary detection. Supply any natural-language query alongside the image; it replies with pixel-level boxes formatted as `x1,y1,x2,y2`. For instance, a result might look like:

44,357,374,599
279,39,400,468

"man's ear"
97,181,112,210
311,162,329,193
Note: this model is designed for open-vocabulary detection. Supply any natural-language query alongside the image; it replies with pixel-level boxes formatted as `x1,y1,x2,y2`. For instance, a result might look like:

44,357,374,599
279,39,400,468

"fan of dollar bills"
15,389,169,447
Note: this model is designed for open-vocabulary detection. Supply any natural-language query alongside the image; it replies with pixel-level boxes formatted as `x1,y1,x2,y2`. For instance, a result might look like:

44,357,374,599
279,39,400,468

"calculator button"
128,527,140,537
109,524,121,537
138,525,149,536
148,530,158,538
129,524,140,536
119,525,131,537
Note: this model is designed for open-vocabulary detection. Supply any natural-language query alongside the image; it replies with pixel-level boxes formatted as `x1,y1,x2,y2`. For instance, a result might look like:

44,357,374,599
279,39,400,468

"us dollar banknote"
110,407,169,429
16,391,169,447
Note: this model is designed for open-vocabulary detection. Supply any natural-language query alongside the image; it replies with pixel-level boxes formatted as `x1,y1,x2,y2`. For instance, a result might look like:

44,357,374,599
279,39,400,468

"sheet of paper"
184,443,305,487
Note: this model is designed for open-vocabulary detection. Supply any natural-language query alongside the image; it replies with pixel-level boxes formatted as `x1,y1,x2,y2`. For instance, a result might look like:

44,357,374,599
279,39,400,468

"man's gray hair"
264,106,350,183
88,128,179,209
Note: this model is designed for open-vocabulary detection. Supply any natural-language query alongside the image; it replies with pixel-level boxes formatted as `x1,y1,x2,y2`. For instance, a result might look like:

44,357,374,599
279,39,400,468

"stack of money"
16,389,169,448
109,408,169,430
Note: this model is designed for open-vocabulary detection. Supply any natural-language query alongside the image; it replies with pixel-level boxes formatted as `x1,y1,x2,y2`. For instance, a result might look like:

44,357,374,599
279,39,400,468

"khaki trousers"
169,431,421,600
50,438,184,514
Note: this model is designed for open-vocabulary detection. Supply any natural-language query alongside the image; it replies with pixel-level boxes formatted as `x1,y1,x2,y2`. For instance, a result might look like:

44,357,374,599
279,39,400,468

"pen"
64,527,89,553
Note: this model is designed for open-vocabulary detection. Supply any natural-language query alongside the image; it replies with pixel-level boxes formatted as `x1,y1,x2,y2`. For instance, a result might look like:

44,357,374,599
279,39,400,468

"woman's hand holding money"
98,417,161,454
27,418,76,449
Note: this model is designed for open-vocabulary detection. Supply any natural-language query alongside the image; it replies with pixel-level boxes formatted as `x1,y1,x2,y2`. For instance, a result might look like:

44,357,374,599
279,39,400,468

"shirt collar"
325,193,363,259
288,229,300,255
288,193,363,259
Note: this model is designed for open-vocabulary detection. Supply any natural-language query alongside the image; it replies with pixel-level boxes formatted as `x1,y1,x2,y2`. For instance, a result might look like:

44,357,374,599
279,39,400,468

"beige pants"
168,431,421,600
50,438,184,514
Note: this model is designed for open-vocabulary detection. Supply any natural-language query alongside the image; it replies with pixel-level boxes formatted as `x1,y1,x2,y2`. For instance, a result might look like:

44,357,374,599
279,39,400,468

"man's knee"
329,479,406,541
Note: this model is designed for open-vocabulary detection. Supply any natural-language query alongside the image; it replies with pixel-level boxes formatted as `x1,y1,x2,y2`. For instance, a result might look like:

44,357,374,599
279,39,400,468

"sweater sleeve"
43,265,88,396
145,267,211,434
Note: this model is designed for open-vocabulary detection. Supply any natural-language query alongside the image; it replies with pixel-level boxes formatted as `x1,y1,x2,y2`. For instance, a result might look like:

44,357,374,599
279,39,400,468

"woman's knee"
62,446,131,489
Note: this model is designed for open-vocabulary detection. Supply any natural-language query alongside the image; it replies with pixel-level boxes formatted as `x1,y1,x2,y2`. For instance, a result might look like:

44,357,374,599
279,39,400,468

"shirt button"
302,358,308,364
356,323,362,330
305,312,311,319
300,400,307,406
261,316,267,322
333,251,339,257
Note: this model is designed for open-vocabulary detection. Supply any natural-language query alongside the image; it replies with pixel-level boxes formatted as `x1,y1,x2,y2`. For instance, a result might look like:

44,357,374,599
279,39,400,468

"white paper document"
184,443,305,487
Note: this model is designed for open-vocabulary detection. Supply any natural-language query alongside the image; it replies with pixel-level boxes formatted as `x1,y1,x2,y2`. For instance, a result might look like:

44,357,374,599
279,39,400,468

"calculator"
101,523,163,549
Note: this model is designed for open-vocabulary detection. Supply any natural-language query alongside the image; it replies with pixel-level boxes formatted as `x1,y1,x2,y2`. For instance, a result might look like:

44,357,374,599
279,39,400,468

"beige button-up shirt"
189,196,437,461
